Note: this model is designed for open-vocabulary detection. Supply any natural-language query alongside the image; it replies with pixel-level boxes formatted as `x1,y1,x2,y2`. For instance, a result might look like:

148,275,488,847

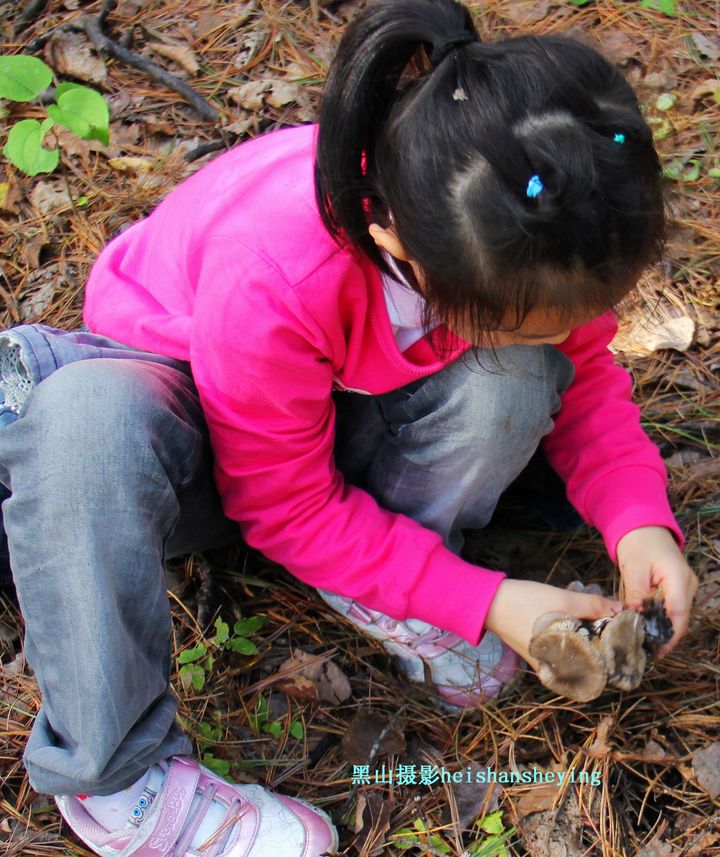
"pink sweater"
83,123,683,644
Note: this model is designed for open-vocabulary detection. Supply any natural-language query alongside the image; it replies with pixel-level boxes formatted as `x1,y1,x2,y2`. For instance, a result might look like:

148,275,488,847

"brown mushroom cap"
529,613,608,702
598,611,646,691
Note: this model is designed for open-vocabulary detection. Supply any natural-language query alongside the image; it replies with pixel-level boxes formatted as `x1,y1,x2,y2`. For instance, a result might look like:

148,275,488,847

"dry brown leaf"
515,783,559,818
637,834,682,857
643,72,678,90
228,81,272,111
353,791,395,857
600,30,640,64
29,182,72,216
108,156,155,173
0,179,21,215
690,32,720,61
587,715,614,758
611,316,695,355
226,115,256,137
19,234,48,270
341,709,406,765
195,12,229,40
44,31,107,84
277,650,351,705
692,742,720,798
689,79,720,103
265,81,302,109
143,117,178,136
501,0,550,25
441,763,501,829
20,281,56,322
116,0,143,15
148,43,200,76
641,739,668,761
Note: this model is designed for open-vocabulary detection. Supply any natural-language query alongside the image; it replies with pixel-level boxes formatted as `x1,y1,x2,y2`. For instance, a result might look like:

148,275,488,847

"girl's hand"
616,526,698,657
484,579,622,670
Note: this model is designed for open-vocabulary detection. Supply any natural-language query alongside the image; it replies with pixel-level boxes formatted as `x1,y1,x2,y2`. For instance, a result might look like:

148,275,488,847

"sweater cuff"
584,466,685,563
407,543,506,645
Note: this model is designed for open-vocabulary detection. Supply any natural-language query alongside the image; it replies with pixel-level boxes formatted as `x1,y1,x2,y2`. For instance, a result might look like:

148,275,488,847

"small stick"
13,0,49,36
183,134,241,163
80,14,219,123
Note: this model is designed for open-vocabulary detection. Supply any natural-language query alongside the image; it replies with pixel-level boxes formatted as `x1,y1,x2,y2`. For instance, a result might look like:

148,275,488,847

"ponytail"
314,0,478,276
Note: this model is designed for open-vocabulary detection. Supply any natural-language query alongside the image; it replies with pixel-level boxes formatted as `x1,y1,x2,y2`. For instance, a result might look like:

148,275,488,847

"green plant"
0,54,109,176
177,714,232,779
177,615,268,691
639,0,677,16
390,812,515,856
247,694,305,742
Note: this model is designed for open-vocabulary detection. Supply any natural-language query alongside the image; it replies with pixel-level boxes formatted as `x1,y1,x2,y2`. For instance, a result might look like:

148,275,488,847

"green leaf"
227,636,257,655
233,616,267,636
178,663,205,690
75,195,89,206
3,119,59,176
640,0,677,16
479,811,505,835
655,93,676,112
39,116,55,138
54,82,85,99
177,644,207,664
0,55,53,102
264,720,282,739
289,720,304,740
647,117,673,141
197,721,222,743
567,0,592,4
708,167,720,179
47,86,110,145
663,159,683,180
256,696,269,719
682,159,701,182
214,618,230,645
202,753,230,778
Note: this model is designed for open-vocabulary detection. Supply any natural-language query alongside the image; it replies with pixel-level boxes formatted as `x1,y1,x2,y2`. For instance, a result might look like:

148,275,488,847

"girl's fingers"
565,591,623,620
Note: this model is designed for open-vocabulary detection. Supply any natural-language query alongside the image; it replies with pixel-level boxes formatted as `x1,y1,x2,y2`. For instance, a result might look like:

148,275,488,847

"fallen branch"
80,14,220,123
13,0,49,36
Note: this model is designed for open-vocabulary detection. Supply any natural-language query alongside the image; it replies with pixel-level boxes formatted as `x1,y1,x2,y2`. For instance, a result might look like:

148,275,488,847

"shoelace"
168,784,251,857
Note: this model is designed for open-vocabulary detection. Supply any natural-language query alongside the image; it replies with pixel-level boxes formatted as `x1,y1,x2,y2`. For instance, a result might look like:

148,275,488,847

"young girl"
0,0,699,854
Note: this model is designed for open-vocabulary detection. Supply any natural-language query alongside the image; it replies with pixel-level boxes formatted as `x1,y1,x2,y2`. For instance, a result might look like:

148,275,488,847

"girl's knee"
24,359,189,437
408,345,574,437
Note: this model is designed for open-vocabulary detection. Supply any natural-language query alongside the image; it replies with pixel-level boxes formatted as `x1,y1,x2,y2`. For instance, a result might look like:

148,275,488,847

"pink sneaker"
317,591,521,709
55,756,338,857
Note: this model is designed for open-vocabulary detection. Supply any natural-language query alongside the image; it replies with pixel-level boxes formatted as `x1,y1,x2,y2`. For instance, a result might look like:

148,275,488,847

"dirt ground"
0,1,718,855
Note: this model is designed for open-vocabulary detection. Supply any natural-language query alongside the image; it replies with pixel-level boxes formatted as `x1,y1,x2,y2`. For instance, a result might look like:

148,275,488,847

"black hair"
314,0,665,347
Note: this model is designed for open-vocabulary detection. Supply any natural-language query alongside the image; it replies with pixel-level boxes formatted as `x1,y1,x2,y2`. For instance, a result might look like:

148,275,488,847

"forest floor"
0,1,718,855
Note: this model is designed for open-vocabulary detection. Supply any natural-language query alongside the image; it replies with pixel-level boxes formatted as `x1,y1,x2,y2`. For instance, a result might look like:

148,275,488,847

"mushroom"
529,612,608,702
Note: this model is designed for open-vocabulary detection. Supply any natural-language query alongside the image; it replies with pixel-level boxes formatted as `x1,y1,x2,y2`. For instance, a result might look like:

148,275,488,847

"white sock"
77,761,233,850
76,766,155,832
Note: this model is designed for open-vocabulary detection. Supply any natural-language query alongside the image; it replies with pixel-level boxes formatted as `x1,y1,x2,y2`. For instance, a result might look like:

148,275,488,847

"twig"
13,0,49,36
80,13,219,122
184,134,241,163
98,0,117,29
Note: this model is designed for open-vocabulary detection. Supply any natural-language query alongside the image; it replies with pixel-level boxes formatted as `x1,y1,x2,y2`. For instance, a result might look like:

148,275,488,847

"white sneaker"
56,756,338,857
317,590,520,709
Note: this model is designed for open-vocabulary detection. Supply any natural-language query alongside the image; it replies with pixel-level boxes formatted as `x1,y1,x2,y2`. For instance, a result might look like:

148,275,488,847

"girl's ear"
368,223,414,262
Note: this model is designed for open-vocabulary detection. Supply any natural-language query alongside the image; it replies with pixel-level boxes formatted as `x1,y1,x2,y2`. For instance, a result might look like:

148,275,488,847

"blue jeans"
0,325,574,795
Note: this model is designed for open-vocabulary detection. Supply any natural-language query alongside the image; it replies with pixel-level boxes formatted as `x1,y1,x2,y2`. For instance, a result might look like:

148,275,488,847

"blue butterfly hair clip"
526,174,544,198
